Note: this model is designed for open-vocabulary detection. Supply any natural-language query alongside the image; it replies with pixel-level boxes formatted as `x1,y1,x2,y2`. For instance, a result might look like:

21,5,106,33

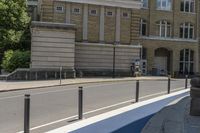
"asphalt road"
0,79,188,133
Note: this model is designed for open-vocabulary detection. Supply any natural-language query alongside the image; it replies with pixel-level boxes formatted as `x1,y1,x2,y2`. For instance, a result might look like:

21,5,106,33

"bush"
1,50,30,72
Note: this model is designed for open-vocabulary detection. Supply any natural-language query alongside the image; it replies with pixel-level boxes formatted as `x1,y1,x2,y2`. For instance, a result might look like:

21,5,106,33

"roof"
56,0,142,9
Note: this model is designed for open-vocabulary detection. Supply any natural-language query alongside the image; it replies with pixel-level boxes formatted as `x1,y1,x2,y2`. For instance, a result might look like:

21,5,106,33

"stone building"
29,0,142,78
31,0,200,77
138,0,199,77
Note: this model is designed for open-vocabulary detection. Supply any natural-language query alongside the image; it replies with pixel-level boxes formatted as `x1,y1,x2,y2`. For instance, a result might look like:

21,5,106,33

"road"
0,79,188,133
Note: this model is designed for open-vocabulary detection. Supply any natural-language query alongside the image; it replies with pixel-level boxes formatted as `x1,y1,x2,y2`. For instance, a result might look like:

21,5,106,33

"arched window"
180,23,194,39
140,19,147,36
156,20,171,37
179,49,194,74
180,0,195,13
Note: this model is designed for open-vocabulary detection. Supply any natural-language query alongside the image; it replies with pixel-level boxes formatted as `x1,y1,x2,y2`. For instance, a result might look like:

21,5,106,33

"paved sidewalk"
0,76,168,92
142,97,200,133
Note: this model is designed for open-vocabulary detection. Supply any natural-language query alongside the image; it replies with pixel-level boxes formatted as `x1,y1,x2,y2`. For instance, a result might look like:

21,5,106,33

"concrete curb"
0,77,173,93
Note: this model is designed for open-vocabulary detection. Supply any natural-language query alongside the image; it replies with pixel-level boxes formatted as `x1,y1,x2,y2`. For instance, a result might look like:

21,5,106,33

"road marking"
16,87,186,133
0,82,128,100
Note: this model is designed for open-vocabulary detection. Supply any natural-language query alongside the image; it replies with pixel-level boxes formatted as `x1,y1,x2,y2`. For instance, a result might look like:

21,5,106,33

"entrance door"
154,57,167,76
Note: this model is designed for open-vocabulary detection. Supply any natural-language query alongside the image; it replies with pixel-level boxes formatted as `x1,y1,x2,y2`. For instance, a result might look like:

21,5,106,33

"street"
0,79,187,133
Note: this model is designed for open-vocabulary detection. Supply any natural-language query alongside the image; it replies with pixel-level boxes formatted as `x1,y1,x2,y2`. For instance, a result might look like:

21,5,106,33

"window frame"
156,20,171,38
157,0,172,11
180,0,195,13
179,22,194,39
140,19,147,36
55,6,64,13
179,49,194,74
72,7,81,15
89,9,98,16
141,0,148,8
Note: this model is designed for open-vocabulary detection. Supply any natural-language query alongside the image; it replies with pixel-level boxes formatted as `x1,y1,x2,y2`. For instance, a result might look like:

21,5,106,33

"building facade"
33,0,199,77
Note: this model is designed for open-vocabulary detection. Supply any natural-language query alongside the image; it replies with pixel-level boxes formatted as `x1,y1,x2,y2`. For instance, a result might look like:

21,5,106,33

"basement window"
72,8,81,14
106,11,113,17
89,9,97,16
122,12,130,18
55,6,64,13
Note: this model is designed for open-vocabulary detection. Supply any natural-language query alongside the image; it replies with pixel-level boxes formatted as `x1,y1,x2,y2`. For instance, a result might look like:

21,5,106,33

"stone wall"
75,43,141,77
31,22,76,70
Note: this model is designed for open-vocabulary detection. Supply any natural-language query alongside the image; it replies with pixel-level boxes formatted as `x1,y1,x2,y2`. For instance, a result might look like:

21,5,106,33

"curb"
0,77,173,93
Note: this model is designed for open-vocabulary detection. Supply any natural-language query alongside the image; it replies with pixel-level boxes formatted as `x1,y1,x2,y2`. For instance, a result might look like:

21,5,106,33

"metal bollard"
185,75,188,89
135,80,139,102
78,87,83,120
168,75,171,94
60,67,62,85
24,94,30,133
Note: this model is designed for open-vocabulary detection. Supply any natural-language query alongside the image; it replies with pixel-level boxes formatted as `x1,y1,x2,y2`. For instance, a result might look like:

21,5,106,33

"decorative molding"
56,0,142,9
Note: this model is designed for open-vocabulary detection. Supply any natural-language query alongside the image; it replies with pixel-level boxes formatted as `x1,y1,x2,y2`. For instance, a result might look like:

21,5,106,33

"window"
72,8,81,14
157,0,172,10
141,0,148,8
89,9,97,16
156,20,171,37
106,11,113,16
55,6,64,13
180,0,195,13
140,19,147,36
179,49,194,74
180,23,194,39
122,12,129,18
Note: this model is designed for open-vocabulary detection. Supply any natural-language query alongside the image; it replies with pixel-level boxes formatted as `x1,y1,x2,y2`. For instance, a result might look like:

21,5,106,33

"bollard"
78,87,83,120
60,67,62,85
168,75,171,94
190,76,200,116
185,75,188,89
24,94,30,133
135,80,139,102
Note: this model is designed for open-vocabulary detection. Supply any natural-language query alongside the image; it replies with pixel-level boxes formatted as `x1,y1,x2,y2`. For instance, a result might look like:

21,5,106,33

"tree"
1,50,30,72
0,0,30,70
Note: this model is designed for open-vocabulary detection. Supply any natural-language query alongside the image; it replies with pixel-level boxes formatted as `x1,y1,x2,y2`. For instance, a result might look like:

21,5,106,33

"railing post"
24,94,30,133
168,75,171,94
78,87,83,120
185,75,188,89
135,80,139,102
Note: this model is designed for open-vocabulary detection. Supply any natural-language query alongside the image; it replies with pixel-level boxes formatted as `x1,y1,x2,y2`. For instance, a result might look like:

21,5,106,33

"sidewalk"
0,76,168,92
142,97,200,133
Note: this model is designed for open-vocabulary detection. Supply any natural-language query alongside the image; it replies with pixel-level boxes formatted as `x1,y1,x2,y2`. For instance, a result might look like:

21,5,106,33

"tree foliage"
0,0,30,71
0,0,30,49
1,50,30,72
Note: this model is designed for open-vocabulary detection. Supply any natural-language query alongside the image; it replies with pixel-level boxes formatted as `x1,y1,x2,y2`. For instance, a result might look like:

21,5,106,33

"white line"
16,87,187,133
0,82,123,100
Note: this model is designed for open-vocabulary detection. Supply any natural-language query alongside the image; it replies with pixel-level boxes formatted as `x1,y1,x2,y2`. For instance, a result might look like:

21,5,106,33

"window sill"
180,11,196,15
156,9,173,12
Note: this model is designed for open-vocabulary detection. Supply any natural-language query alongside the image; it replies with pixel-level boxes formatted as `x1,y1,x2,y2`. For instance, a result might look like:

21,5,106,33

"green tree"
1,50,30,72
0,0,30,70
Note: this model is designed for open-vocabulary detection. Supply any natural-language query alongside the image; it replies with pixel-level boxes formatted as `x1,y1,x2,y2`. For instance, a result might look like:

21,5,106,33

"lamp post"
112,43,116,78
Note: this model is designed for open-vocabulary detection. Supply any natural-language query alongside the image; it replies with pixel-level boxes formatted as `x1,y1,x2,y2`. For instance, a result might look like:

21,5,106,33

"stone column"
99,6,105,42
115,8,121,44
65,4,71,23
83,4,88,41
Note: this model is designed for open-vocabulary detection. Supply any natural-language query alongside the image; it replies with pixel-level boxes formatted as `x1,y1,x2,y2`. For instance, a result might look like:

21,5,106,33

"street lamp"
112,43,116,78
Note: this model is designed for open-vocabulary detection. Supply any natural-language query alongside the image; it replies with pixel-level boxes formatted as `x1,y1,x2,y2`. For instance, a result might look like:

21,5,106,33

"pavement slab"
142,97,200,133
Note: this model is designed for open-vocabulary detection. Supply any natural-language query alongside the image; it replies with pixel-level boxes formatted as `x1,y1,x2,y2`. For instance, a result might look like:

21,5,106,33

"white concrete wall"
75,43,141,70
47,89,189,133
31,28,75,69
